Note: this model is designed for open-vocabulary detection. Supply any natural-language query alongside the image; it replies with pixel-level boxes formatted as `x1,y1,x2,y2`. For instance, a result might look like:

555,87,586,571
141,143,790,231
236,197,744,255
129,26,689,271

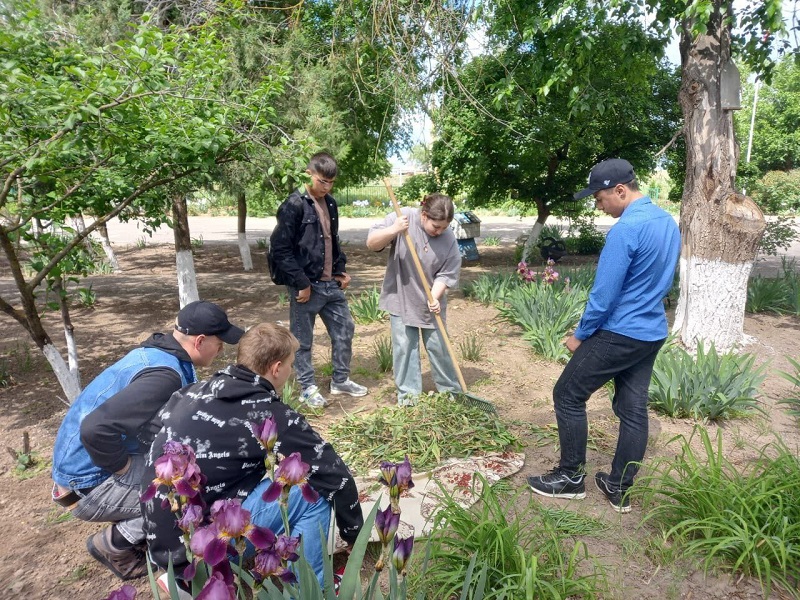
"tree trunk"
96,221,122,273
172,194,200,307
54,278,81,390
0,229,81,402
671,1,765,352
520,199,551,263
72,213,96,256
237,190,253,271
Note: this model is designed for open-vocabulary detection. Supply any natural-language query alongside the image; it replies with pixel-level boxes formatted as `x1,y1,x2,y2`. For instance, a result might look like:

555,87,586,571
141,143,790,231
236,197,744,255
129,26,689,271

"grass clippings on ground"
328,392,519,474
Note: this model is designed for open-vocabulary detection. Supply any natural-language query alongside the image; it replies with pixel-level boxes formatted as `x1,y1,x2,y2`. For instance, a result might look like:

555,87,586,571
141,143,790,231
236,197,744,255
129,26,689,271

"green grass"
372,335,393,373
458,333,485,362
410,475,605,599
639,427,800,599
777,356,800,418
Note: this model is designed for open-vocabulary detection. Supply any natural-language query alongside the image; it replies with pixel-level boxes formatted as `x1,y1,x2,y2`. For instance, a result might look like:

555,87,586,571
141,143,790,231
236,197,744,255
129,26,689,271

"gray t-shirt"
369,208,461,329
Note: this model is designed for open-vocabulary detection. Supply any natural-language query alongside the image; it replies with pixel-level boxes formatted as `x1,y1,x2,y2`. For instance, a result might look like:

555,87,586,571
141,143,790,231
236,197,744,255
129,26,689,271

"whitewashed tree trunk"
521,221,544,263
96,221,122,273
172,194,200,307
176,249,200,307
672,3,765,352
42,343,81,402
238,233,253,271
72,213,95,256
237,191,253,271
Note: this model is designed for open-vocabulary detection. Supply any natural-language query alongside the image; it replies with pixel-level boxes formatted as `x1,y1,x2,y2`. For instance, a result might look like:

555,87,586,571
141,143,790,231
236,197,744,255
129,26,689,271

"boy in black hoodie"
141,322,363,589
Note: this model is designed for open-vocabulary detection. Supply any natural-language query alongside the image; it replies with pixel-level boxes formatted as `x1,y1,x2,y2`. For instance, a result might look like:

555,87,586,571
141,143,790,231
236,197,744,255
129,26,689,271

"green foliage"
482,235,501,246
752,169,800,213
497,284,588,362
746,258,800,315
431,4,680,220
327,393,518,474
556,264,598,292
564,217,606,255
757,216,800,255
394,174,439,206
640,427,800,598
372,335,393,373
256,238,268,250
416,475,604,599
349,286,388,324
458,333,485,362
648,341,766,420
462,273,521,305
776,356,800,418
75,285,96,308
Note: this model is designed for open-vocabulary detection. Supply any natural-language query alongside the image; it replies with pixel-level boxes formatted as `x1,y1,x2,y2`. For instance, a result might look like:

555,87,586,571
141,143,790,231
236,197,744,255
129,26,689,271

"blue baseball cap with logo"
574,159,636,200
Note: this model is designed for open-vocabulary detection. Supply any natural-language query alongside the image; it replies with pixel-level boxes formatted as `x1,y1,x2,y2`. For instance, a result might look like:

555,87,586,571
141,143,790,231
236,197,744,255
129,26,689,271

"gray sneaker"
301,385,330,407
330,379,368,397
86,527,147,580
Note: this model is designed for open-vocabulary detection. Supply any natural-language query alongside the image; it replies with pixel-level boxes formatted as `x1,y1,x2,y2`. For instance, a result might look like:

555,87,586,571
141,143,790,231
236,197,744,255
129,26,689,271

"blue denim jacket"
51,347,195,489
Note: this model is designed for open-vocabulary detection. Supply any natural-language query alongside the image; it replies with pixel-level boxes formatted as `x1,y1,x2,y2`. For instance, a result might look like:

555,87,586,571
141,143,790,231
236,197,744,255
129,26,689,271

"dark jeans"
554,330,664,490
289,281,355,389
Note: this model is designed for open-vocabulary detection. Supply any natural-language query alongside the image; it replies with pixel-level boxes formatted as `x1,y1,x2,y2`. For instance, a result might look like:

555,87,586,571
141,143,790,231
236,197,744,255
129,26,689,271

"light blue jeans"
243,479,332,589
289,281,355,389
390,315,461,404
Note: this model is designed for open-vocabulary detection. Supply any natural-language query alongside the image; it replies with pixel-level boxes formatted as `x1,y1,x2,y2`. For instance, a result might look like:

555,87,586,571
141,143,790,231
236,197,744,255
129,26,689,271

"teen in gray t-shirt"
366,194,462,405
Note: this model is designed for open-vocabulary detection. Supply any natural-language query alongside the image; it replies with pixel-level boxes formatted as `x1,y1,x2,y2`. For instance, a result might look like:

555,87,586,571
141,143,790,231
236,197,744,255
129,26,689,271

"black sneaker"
527,468,586,499
594,471,631,513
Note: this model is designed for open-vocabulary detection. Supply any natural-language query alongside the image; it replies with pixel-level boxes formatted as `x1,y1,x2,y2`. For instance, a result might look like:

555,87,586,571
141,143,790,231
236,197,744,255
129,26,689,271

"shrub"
746,275,789,313
415,475,605,599
349,286,387,324
758,216,800,256
648,341,766,420
640,427,800,598
752,169,800,214
565,217,606,255
497,284,587,362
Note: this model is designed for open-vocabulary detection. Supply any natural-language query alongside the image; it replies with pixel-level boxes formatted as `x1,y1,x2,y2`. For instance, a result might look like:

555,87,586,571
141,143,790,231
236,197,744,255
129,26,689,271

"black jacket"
80,333,192,474
268,188,346,289
142,364,363,571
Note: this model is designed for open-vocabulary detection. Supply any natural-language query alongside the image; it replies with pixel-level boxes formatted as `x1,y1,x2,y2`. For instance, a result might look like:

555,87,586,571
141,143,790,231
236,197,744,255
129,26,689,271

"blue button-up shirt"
574,196,680,342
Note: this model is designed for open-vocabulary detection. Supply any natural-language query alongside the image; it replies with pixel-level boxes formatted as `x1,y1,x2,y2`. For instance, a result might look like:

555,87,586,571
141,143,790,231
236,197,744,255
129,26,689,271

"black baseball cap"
175,301,244,344
574,159,636,200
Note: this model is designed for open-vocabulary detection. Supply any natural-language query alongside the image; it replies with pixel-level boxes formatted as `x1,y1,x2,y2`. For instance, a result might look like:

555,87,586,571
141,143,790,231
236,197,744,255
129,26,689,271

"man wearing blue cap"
527,159,680,513
50,301,244,580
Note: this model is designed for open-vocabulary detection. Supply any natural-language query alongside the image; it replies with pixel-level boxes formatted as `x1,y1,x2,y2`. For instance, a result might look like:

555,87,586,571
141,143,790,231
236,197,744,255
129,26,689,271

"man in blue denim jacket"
51,301,243,580
268,152,368,407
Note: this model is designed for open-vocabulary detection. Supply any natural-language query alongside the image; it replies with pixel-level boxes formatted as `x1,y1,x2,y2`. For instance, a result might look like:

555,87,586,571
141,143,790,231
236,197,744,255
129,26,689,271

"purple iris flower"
261,452,320,504
177,503,204,533
395,456,415,493
375,505,400,546
196,570,236,600
253,549,298,584
103,585,137,600
392,535,414,575
209,499,251,539
251,418,278,452
190,524,228,567
274,534,301,562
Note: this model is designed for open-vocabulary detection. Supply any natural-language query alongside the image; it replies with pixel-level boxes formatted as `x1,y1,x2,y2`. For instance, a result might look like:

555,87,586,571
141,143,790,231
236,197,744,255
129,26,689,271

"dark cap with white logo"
574,159,636,200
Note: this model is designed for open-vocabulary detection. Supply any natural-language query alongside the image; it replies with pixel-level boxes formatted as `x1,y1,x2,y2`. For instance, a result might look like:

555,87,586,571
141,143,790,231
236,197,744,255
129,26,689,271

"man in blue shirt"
528,159,680,513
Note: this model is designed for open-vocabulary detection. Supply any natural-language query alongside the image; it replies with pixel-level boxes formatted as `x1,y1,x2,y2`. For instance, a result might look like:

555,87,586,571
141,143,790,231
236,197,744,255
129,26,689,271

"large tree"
0,8,283,400
431,8,680,259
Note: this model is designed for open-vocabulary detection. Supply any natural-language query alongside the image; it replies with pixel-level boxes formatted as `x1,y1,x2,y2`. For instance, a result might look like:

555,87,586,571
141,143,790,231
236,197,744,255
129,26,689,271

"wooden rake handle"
382,178,468,392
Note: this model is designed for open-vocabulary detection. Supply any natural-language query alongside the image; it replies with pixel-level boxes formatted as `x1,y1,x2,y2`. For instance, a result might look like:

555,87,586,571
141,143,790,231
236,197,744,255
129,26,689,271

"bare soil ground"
0,240,798,599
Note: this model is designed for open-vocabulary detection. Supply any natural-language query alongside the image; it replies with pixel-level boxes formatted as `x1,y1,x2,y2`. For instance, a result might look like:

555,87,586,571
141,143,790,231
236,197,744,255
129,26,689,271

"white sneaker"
301,385,330,407
330,379,368,397
157,573,193,600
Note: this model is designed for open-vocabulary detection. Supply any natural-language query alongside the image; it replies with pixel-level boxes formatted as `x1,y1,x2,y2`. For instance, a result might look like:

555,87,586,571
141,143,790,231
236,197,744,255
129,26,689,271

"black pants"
553,330,664,489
